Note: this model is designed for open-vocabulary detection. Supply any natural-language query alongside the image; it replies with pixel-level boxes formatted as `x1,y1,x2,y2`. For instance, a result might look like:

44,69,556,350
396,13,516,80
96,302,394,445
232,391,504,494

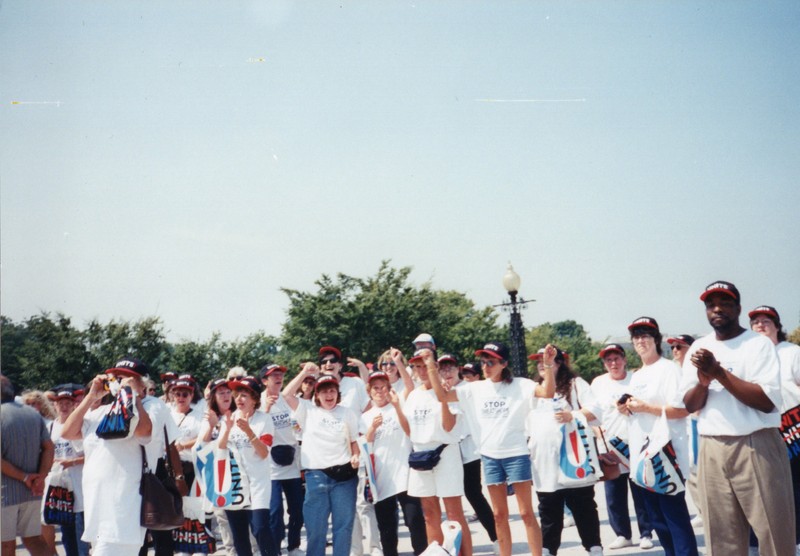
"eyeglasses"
480,359,497,368
173,391,191,398
671,345,686,351
379,361,396,367
319,357,340,365
147,388,157,394
751,318,773,327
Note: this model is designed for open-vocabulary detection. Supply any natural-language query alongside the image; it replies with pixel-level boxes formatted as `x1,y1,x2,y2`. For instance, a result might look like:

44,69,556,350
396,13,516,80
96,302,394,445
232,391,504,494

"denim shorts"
482,454,532,486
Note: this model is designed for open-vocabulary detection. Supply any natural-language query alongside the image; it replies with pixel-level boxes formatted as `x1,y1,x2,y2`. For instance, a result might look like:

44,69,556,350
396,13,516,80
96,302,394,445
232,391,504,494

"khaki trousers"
699,428,795,556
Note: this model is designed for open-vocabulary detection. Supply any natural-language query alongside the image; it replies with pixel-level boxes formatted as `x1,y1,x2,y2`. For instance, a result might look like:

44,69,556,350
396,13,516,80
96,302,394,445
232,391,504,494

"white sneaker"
563,514,575,528
639,537,654,550
691,514,703,528
795,543,800,556
589,547,604,556
608,536,633,549
542,550,553,556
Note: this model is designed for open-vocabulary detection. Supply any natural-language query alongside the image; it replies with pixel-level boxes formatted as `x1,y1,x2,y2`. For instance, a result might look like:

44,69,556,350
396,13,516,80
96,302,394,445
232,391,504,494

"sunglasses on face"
480,359,497,368
173,391,191,398
319,357,340,365
379,361,396,367
147,388,157,394
671,345,686,351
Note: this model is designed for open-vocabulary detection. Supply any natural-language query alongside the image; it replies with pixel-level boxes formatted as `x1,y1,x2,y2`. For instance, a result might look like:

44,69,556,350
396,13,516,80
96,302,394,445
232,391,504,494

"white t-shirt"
293,399,358,470
527,378,599,492
338,376,370,413
143,396,182,471
171,405,204,462
50,420,85,512
266,396,301,480
222,410,274,510
679,330,782,436
454,381,480,464
629,357,689,474
81,403,148,546
590,372,634,441
359,403,411,501
403,388,462,451
455,377,536,458
390,377,406,398
778,341,800,412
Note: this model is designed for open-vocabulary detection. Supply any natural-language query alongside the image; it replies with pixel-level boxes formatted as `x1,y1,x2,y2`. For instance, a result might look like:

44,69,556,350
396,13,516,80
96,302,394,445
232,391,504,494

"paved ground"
23,481,706,555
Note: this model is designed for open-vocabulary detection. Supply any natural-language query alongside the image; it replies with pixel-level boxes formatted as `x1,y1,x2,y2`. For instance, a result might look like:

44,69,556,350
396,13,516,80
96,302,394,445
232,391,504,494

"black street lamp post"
495,264,533,377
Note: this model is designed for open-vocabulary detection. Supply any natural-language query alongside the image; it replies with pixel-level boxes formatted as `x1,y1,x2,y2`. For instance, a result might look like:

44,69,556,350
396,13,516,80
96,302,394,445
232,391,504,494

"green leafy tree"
83,317,169,377
525,320,605,381
280,261,502,372
218,332,281,373
162,333,228,387
0,313,89,390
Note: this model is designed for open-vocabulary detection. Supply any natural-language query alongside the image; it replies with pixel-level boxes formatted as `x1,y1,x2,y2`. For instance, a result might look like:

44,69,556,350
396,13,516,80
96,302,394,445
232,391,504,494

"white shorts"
91,541,142,556
1,500,42,542
407,444,464,499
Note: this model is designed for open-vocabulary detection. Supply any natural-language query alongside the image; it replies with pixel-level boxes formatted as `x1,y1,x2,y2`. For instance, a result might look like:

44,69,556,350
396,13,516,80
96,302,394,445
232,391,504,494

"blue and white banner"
194,442,249,509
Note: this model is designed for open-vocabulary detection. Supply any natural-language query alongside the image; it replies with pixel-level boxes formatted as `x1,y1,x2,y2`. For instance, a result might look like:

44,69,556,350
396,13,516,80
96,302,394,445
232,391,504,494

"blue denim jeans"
61,511,90,556
269,477,304,551
303,469,357,556
225,508,278,556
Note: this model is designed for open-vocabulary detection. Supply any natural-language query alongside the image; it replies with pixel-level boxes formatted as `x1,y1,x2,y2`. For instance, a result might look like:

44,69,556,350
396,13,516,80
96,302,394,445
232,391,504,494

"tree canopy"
280,261,502,367
6,262,792,392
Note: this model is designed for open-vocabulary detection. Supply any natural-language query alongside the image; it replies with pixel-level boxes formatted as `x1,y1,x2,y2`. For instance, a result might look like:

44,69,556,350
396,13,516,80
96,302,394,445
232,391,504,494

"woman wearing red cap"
428,342,555,556
282,365,360,556
196,378,236,556
49,387,90,556
217,375,277,556
60,357,154,556
624,317,697,556
749,305,800,552
528,347,604,556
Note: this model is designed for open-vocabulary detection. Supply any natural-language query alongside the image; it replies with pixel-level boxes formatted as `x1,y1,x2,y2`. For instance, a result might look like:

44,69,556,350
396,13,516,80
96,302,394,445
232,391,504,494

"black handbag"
271,444,296,466
321,462,358,482
408,444,447,471
140,427,184,530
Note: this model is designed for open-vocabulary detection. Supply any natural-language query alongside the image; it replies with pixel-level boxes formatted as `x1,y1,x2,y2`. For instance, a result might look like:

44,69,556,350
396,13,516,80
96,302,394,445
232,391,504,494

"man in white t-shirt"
680,281,794,556
590,344,653,550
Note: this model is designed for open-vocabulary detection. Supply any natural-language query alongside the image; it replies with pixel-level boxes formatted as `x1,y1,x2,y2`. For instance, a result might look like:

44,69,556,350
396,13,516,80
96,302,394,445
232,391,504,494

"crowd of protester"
2,280,799,556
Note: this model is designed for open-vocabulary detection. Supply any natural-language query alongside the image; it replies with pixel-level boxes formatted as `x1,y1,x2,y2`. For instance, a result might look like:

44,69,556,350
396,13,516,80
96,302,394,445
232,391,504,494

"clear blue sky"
2,1,798,346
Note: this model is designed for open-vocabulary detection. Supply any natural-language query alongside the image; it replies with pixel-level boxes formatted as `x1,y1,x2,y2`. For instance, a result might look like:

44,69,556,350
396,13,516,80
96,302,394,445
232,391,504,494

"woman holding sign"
528,347,604,556
623,317,697,556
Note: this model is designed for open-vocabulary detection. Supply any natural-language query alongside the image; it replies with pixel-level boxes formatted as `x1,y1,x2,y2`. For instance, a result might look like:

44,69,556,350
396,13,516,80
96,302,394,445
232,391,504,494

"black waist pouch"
321,462,358,482
408,444,447,471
